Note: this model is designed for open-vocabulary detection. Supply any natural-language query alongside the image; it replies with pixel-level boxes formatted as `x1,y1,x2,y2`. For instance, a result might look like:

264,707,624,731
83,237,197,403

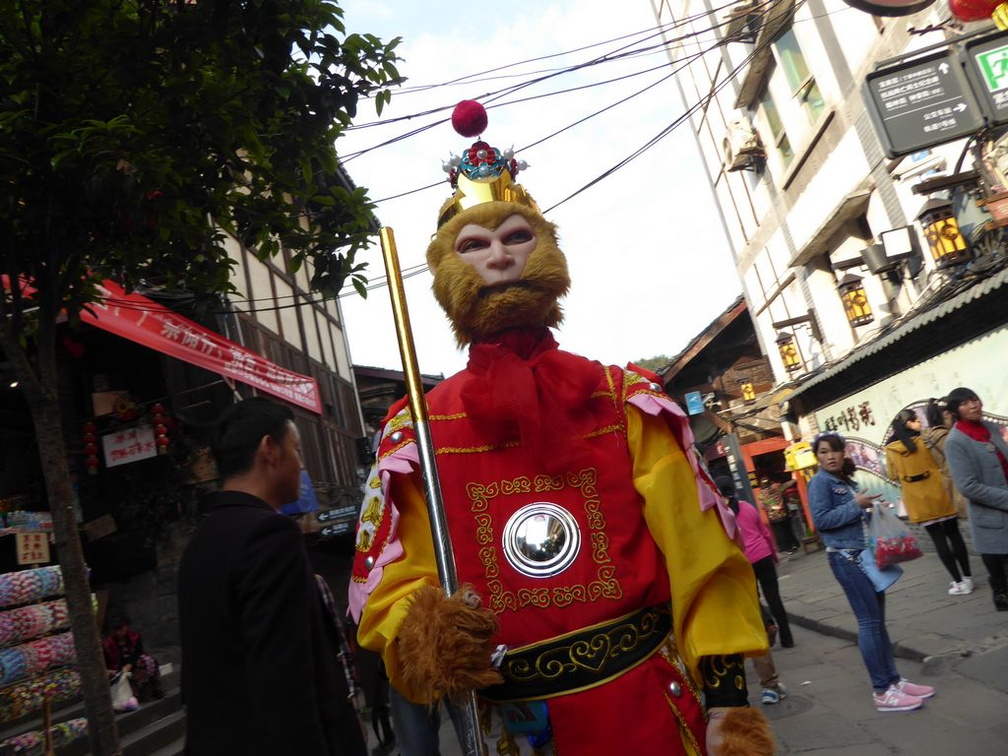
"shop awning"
85,280,322,414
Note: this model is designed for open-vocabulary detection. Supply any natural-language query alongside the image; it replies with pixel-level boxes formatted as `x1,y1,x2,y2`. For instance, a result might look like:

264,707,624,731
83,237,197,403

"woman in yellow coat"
886,409,974,595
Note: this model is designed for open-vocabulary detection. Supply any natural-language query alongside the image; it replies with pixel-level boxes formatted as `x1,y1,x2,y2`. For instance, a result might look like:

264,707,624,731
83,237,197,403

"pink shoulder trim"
347,441,417,622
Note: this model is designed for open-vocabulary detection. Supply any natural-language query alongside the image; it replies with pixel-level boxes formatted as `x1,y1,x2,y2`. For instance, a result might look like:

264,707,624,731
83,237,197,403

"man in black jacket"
178,397,365,755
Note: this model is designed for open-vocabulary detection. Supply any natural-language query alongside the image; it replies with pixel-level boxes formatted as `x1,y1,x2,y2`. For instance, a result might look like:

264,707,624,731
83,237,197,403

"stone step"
114,709,185,756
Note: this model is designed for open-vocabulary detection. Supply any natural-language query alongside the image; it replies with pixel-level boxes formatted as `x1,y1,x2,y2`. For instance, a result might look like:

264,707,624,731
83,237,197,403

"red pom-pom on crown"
451,100,488,138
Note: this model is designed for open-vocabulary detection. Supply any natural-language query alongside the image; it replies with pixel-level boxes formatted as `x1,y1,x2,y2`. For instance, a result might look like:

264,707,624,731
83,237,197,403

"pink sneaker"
873,685,923,712
897,679,935,699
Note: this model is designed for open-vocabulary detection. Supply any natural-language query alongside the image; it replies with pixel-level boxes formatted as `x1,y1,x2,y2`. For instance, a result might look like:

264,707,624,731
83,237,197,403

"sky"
334,0,742,378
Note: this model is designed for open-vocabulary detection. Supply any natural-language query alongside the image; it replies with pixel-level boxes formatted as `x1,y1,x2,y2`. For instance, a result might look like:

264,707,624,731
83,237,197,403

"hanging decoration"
948,0,1008,28
82,422,99,475
151,402,170,455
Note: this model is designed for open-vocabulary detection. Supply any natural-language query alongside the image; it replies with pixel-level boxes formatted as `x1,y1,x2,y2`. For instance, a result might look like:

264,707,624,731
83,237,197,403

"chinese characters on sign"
864,49,983,157
16,532,50,566
821,401,876,434
83,280,322,414
102,426,158,468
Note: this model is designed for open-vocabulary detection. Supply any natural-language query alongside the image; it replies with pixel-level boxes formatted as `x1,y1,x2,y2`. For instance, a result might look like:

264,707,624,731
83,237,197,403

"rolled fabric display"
0,632,75,687
0,566,64,609
0,716,88,754
0,646,27,686
0,668,82,725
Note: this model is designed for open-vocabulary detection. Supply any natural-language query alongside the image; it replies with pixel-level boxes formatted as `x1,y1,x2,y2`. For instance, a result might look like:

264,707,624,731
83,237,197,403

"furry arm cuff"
396,583,503,706
706,707,775,756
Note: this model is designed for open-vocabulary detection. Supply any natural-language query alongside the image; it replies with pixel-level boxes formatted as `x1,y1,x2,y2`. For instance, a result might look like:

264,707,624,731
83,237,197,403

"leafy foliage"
632,354,672,373
0,0,403,332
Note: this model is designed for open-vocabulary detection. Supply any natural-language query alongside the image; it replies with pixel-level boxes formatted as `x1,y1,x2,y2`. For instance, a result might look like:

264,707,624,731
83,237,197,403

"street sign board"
684,391,704,415
864,49,985,158
964,31,1008,126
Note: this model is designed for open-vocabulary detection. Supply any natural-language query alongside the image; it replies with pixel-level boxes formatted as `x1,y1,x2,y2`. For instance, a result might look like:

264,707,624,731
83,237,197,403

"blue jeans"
827,551,901,692
389,687,465,756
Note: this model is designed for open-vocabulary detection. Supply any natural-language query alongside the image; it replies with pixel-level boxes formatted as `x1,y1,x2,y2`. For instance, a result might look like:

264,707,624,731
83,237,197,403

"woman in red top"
944,387,1008,611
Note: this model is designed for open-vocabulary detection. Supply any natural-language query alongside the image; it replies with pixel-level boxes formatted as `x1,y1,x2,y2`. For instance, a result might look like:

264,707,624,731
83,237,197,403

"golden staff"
378,227,486,756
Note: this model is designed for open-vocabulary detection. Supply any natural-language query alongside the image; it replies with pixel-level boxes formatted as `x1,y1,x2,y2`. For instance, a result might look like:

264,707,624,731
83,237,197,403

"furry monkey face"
426,203,570,346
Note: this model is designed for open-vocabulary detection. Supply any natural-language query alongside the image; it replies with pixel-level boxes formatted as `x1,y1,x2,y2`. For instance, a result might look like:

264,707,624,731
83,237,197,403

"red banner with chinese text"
84,280,322,414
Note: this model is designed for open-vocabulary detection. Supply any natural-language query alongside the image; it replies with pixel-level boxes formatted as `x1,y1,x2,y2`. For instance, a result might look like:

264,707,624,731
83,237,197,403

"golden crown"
436,101,540,228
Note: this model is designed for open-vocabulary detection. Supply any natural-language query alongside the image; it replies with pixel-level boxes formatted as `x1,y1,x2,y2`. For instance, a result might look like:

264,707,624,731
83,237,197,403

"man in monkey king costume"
350,101,774,756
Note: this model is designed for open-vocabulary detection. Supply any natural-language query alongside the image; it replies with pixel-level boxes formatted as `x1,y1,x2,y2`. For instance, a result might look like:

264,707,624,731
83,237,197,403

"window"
774,29,825,124
759,73,793,167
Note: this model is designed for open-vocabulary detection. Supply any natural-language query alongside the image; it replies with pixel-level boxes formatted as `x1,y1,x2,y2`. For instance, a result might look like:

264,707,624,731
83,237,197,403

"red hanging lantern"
82,421,99,475
948,0,1008,27
151,403,170,455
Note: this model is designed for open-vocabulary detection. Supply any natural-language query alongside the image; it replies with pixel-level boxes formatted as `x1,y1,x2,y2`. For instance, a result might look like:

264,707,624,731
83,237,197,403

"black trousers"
752,555,793,646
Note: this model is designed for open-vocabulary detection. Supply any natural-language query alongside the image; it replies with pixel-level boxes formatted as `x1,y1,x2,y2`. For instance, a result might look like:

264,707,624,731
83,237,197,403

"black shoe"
781,637,795,648
993,590,1008,611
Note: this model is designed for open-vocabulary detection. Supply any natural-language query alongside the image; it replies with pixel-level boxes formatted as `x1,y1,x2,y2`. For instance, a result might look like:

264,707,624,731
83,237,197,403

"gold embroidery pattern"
474,513,494,545
429,411,467,420
439,442,520,455
585,423,622,439
659,642,704,703
502,476,532,496
700,655,745,692
516,587,551,607
551,585,587,606
468,482,500,513
603,367,625,434
487,579,518,612
356,531,372,552
588,565,621,601
480,546,499,578
584,500,606,534
469,467,622,613
590,531,610,564
386,411,412,432
497,605,669,690
361,496,383,527
664,689,703,756
533,474,564,492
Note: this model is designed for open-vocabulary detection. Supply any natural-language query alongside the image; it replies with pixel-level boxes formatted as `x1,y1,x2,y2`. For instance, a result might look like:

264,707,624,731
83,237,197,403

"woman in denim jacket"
808,432,936,713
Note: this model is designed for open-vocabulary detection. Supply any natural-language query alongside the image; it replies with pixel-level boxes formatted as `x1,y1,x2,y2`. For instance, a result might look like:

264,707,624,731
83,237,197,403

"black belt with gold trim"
481,603,672,702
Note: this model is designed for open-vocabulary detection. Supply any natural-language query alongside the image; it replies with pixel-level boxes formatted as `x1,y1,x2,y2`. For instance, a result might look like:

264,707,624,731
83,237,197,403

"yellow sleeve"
355,471,440,702
627,405,768,678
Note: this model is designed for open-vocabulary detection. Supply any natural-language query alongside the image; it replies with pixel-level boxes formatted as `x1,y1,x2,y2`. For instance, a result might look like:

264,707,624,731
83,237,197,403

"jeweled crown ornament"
437,100,539,228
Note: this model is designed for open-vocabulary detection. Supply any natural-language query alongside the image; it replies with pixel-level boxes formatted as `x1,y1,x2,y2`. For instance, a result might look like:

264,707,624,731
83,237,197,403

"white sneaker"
962,576,975,593
949,581,972,596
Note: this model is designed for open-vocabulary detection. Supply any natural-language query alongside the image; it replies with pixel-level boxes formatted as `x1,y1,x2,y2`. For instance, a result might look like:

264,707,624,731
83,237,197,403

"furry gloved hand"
706,707,775,756
397,583,503,706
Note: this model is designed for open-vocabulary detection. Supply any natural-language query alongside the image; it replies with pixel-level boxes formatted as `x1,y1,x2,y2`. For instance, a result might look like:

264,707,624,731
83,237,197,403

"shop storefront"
809,323,1008,507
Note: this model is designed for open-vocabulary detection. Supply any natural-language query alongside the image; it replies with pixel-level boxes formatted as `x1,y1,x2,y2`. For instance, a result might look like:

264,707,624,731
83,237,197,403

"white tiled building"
651,0,1008,457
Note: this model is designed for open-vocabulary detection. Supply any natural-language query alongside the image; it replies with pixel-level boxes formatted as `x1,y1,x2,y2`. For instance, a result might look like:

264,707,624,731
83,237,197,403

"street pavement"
426,537,1008,756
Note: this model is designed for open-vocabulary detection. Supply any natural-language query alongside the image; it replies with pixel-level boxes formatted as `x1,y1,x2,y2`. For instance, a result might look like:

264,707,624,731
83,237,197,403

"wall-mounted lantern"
775,332,803,372
915,198,972,268
837,273,874,327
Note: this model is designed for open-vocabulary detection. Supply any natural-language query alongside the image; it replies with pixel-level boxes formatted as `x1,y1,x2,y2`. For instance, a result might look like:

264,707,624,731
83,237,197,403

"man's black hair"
714,475,736,497
211,397,295,480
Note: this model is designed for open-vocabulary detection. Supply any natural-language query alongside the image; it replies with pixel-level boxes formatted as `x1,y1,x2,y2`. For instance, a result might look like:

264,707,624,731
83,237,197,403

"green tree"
632,354,672,374
0,2,401,752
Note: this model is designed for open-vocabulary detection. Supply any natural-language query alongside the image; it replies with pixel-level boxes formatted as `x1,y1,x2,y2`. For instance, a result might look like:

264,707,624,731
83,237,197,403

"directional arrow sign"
964,30,1008,126
864,49,985,157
